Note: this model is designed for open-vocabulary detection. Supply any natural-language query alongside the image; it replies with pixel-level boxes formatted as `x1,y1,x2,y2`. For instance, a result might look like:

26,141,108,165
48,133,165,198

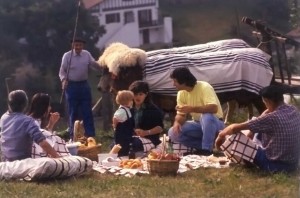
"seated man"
0,90,60,161
215,85,300,173
168,67,224,156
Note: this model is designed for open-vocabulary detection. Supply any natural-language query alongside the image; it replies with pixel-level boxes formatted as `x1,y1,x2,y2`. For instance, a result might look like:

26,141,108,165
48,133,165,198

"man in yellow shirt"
168,67,224,155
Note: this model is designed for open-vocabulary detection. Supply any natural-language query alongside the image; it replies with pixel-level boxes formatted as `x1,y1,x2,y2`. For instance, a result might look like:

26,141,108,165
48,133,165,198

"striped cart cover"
146,39,251,57
144,47,273,96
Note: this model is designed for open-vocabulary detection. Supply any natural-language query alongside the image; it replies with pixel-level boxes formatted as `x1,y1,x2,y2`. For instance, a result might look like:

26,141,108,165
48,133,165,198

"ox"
97,39,274,122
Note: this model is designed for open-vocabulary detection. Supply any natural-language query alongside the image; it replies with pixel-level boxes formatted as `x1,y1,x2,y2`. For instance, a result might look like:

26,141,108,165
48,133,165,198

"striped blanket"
146,39,251,57
144,46,273,96
0,156,92,181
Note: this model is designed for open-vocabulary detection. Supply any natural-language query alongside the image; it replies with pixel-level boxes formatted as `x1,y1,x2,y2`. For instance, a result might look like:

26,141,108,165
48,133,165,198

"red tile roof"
81,0,103,9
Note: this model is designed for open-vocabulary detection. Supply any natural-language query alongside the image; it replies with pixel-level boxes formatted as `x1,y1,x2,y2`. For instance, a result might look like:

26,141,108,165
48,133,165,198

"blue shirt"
248,104,300,164
59,49,99,82
0,112,46,161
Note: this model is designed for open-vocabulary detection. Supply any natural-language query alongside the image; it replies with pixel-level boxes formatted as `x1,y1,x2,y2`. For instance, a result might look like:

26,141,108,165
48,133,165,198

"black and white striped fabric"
144,47,273,96
0,156,92,181
146,39,251,57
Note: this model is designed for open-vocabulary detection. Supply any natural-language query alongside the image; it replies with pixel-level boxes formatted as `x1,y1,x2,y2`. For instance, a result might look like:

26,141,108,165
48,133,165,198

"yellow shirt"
177,81,223,120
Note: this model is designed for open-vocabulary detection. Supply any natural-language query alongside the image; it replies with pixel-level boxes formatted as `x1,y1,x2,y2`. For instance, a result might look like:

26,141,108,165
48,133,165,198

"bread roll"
87,137,97,147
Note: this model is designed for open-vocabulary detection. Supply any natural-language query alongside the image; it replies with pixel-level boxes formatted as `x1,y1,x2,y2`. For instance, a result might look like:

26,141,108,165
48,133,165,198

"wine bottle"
128,143,135,159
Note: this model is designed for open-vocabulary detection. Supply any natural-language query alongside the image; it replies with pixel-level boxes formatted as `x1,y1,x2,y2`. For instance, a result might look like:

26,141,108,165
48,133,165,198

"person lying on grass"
215,85,300,173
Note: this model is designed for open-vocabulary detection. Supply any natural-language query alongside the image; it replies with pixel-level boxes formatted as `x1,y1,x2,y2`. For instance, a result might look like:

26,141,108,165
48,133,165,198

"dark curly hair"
259,85,284,103
28,93,51,128
170,67,197,87
128,80,151,104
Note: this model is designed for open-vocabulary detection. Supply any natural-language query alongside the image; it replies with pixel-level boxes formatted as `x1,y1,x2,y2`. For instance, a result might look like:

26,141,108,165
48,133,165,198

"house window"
105,13,120,24
138,9,152,23
124,11,134,24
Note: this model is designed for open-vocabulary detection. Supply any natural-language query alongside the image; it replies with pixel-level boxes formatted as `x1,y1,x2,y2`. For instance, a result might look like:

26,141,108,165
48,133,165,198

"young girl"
28,93,70,158
113,90,134,156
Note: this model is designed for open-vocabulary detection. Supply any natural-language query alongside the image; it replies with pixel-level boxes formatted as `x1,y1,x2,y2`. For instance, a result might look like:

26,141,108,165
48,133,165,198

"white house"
82,0,173,49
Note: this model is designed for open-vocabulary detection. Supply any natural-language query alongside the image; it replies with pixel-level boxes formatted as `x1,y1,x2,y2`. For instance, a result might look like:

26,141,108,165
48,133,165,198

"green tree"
289,0,300,28
0,0,105,113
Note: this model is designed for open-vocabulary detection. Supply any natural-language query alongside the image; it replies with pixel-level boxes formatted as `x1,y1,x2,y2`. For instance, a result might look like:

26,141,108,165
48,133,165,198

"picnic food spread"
74,137,98,149
147,150,180,161
93,135,230,177
119,159,143,169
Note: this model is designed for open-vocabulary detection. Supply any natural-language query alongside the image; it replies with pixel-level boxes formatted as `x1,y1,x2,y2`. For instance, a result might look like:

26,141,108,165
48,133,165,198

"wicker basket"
78,144,102,161
147,159,179,176
147,134,180,176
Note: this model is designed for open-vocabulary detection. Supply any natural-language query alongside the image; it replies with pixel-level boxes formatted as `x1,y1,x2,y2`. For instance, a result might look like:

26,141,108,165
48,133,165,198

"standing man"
59,37,99,140
168,67,224,156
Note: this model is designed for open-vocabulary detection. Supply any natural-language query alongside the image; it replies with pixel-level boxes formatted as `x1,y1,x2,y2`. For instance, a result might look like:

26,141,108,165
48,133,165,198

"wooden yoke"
242,16,299,85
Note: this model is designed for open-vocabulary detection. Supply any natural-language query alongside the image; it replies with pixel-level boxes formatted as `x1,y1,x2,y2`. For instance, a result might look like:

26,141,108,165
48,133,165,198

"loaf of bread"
109,144,122,154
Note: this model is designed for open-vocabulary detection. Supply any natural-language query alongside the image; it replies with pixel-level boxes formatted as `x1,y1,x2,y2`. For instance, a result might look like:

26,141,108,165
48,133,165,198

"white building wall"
139,30,143,45
93,0,173,49
96,22,123,48
148,29,161,43
163,17,173,43
106,23,140,47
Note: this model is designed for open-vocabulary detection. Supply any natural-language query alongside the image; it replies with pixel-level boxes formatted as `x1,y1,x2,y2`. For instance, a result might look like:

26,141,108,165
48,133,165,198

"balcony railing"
139,19,163,29
102,0,156,12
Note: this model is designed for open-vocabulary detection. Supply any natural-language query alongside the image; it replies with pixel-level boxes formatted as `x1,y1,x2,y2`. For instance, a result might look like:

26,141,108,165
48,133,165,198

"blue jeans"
168,113,225,151
254,148,297,173
65,81,95,138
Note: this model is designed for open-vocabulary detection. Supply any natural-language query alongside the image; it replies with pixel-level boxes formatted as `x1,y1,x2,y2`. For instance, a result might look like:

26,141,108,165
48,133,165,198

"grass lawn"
0,165,298,198
0,116,299,198
0,112,299,197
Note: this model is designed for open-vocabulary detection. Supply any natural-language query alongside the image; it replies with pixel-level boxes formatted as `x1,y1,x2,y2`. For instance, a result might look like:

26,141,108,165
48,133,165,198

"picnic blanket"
144,47,273,96
92,154,230,177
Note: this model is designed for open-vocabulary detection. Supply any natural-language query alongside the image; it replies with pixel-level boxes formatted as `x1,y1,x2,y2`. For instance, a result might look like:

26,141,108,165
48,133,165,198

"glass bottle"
128,143,135,159
167,140,174,154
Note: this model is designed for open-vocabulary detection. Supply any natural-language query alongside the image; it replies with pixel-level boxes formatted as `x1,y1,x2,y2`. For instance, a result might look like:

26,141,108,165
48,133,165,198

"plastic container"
98,153,118,164
66,143,79,155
